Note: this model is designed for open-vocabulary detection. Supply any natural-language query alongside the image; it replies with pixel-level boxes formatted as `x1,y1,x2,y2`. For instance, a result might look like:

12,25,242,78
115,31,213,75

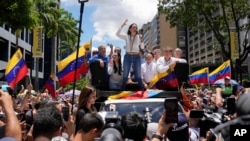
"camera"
96,111,123,141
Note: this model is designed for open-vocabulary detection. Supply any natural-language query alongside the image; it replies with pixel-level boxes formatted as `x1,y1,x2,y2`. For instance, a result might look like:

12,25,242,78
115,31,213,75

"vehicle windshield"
100,101,183,122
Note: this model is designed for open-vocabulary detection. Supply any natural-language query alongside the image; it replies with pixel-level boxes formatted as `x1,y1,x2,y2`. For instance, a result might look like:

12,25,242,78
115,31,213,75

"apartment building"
141,14,180,55
0,24,54,90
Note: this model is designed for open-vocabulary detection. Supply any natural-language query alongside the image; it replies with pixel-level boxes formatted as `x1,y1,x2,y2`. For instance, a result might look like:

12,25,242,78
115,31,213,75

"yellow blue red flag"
209,60,231,84
57,41,90,86
44,73,56,98
189,67,209,84
5,48,28,89
149,67,179,89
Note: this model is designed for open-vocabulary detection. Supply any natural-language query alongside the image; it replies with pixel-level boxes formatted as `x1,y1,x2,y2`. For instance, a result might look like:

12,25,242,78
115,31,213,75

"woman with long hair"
116,19,144,91
108,52,123,90
74,85,97,134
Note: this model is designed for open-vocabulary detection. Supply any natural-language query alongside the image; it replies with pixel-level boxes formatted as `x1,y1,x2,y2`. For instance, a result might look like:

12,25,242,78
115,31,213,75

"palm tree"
32,0,79,90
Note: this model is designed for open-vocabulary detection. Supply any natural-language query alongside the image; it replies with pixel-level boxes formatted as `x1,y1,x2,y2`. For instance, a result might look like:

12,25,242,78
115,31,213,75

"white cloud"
62,0,158,43
60,0,78,6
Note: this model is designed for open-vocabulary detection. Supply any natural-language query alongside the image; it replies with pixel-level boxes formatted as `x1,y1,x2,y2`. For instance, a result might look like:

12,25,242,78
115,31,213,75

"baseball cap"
225,76,230,80
167,112,189,141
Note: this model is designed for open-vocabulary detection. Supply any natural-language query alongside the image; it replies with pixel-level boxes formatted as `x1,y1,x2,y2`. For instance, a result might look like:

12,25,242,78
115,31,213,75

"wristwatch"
152,133,163,141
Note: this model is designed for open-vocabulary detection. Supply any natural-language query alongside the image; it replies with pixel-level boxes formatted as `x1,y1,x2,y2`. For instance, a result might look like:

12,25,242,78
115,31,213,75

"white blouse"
116,27,144,53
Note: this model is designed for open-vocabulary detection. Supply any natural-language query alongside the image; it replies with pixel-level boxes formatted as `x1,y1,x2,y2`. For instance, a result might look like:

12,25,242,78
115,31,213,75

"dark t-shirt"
74,107,89,134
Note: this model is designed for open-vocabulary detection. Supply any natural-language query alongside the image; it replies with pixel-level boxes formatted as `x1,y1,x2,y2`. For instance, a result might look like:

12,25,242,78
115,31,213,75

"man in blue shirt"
88,45,109,66
88,45,109,89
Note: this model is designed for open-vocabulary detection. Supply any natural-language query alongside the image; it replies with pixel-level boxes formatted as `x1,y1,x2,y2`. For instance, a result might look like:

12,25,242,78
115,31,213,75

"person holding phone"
151,110,176,141
0,90,22,141
116,19,145,91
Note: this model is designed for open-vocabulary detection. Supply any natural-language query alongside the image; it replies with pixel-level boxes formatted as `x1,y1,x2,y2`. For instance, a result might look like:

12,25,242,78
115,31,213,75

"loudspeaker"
174,62,189,86
89,61,109,90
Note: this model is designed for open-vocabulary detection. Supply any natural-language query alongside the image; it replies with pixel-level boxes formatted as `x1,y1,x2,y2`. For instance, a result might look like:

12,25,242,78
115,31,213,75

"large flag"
44,73,56,98
148,67,179,89
209,60,231,84
5,48,28,89
108,89,163,100
189,67,209,85
57,41,90,86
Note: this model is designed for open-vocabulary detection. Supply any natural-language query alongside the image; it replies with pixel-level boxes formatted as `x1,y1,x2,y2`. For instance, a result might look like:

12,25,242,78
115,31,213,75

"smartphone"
1,85,14,97
1,85,9,92
164,98,178,123
62,107,70,121
226,97,236,115
189,110,204,119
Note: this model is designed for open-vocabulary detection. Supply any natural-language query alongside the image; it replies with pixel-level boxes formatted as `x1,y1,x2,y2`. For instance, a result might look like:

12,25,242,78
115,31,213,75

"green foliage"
158,0,250,62
64,76,90,91
0,0,37,31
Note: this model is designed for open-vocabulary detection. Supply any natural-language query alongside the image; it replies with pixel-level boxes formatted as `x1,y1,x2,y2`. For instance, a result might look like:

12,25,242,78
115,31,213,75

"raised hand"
121,19,128,27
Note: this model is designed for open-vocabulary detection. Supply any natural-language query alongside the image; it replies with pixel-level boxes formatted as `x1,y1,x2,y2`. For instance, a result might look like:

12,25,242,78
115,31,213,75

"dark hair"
32,106,64,139
121,112,147,141
113,53,122,75
127,23,138,35
78,112,104,133
77,85,97,112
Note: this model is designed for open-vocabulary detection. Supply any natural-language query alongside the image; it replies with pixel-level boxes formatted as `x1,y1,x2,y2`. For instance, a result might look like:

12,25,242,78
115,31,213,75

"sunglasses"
165,50,172,52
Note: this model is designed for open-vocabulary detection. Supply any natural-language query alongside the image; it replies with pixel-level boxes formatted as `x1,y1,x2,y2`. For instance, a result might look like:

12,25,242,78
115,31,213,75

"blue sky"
61,0,158,55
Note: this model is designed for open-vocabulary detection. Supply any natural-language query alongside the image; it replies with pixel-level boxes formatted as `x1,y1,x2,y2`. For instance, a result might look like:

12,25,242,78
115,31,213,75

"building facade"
0,24,55,90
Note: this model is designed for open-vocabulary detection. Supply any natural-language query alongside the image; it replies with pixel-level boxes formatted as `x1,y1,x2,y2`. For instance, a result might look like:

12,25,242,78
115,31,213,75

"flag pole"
72,0,89,112
207,68,211,90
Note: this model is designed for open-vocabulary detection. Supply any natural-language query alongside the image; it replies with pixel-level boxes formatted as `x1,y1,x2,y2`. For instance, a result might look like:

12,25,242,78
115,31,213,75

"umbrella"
64,89,81,97
213,78,239,86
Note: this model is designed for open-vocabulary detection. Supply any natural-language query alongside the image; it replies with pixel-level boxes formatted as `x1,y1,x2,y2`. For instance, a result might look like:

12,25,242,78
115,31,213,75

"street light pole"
71,0,89,111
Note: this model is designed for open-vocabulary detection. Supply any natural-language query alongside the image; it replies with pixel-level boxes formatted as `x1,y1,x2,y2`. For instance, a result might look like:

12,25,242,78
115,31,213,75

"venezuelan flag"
209,60,231,84
44,73,56,98
189,67,209,85
108,89,163,100
57,41,90,86
149,67,179,90
5,48,28,89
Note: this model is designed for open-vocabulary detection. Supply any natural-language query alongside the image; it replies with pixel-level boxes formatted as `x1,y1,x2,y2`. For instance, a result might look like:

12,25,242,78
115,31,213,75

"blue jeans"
109,81,121,90
121,54,144,90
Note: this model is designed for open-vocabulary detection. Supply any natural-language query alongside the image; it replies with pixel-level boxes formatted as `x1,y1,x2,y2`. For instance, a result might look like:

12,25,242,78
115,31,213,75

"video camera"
95,111,123,141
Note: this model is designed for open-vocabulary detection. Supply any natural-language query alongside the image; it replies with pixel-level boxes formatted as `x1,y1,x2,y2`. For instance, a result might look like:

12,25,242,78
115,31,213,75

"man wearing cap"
221,76,237,97
215,76,238,108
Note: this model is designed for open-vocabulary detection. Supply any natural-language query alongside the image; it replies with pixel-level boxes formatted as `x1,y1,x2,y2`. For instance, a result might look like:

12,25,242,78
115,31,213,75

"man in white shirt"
141,52,158,89
156,46,179,73
174,48,187,63
153,48,161,63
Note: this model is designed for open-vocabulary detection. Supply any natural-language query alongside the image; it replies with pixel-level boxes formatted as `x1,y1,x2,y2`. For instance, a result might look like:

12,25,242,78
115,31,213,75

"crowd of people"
87,19,187,91
0,19,250,141
0,76,249,141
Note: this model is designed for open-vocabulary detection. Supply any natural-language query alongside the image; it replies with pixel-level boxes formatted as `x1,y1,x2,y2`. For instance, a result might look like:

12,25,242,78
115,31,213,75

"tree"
158,0,250,79
32,0,79,89
0,0,37,48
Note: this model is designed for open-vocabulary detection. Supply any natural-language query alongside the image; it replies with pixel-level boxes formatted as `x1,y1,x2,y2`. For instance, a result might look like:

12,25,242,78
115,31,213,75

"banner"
230,31,239,61
32,27,43,58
